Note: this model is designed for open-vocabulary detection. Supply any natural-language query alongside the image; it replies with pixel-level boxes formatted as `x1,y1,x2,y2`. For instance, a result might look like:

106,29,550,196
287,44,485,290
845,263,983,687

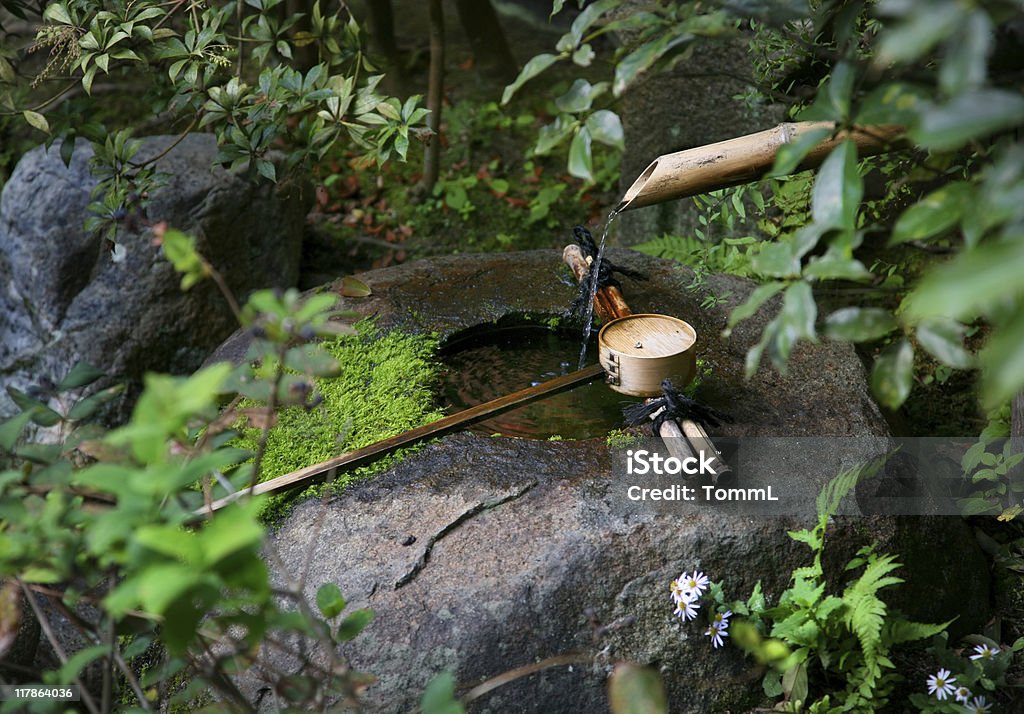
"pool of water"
439,325,642,440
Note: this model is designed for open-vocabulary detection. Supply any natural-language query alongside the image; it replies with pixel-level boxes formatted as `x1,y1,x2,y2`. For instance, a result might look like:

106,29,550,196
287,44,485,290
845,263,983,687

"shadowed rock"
0,134,308,423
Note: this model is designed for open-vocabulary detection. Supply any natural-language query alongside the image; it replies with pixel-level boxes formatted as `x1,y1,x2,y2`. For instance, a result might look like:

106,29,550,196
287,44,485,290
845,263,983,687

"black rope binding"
569,225,647,319
622,379,734,435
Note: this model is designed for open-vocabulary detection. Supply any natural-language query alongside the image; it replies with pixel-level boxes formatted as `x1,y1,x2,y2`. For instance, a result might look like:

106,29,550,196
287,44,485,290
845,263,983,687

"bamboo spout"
617,122,905,212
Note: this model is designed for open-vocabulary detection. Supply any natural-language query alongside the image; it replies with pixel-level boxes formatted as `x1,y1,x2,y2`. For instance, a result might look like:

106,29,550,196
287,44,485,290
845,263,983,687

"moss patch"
234,324,444,520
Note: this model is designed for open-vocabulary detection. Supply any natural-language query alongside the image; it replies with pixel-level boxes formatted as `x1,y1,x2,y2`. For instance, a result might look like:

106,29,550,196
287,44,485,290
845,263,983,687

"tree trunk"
285,0,316,71
416,0,444,196
453,0,517,84
365,0,408,96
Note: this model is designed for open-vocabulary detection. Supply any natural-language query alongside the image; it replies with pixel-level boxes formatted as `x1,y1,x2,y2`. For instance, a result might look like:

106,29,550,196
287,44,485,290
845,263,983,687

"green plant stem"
131,116,198,170
248,343,288,494
18,580,102,714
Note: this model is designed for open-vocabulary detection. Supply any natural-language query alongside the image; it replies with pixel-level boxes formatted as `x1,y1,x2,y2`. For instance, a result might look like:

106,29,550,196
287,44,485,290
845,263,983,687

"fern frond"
883,618,955,646
815,452,889,521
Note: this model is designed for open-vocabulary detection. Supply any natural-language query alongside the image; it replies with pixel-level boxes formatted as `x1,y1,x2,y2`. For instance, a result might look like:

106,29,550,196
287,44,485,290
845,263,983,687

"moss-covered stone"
233,324,444,519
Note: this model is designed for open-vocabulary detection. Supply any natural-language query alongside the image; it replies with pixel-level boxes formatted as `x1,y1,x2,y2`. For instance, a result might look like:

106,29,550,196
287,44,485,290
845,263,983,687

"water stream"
576,207,621,370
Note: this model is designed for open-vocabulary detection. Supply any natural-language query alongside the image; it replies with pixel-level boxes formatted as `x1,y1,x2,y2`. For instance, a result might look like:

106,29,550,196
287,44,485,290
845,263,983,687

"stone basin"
214,250,988,713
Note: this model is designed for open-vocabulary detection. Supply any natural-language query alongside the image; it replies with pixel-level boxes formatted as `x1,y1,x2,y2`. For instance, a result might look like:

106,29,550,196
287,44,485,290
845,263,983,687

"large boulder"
0,135,308,422
218,250,990,713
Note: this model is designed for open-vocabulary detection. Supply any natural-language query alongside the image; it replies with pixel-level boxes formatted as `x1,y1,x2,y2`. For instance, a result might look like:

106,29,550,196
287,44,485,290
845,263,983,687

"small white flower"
706,621,728,648
926,668,956,700
969,643,999,661
669,578,689,604
953,685,972,704
680,570,709,600
673,597,700,621
965,695,991,714
712,609,732,626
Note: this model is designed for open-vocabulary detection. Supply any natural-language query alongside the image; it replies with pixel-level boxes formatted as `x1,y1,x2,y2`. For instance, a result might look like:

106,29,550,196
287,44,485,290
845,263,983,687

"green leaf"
555,79,595,114
872,339,914,410
939,11,992,95
6,387,62,427
875,1,963,65
752,241,800,278
255,159,277,182
889,181,971,246
608,664,668,714
421,671,465,714
912,90,1024,152
67,384,124,421
572,44,595,67
534,116,576,155
58,362,105,391
904,239,1024,322
586,110,624,151
763,672,784,698
199,501,264,564
316,583,346,619
502,54,559,105
567,126,593,182
856,83,929,125
783,662,808,704
0,411,34,451
614,32,689,97
979,309,1024,409
160,228,209,290
773,281,817,362
823,308,898,342
802,254,871,281
336,608,374,641
566,0,618,48
23,110,49,133
43,2,72,24
771,127,830,177
58,644,109,684
916,318,972,368
135,564,204,615
811,140,860,230
0,57,16,83
726,281,784,332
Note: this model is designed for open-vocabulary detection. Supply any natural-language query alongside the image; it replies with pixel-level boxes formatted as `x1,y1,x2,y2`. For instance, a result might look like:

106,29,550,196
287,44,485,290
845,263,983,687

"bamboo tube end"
618,158,660,212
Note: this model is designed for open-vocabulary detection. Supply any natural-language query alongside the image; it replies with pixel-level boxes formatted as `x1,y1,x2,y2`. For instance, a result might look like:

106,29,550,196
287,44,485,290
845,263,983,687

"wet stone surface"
217,250,989,713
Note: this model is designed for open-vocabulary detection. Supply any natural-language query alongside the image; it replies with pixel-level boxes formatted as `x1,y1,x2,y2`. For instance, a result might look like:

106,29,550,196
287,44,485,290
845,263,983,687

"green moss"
606,428,641,449
234,324,444,521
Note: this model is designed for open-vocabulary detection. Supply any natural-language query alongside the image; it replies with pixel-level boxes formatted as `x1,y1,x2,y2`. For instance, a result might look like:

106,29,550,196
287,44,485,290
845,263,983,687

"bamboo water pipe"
617,122,905,212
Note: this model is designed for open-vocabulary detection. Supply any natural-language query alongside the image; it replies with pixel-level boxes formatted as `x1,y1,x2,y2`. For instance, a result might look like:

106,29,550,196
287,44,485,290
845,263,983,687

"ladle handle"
562,244,632,322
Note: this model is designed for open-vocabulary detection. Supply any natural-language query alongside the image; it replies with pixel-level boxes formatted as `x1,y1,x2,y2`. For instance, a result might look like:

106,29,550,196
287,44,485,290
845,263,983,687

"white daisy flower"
679,570,709,600
706,621,728,648
669,578,689,604
926,668,956,701
965,695,991,714
969,643,999,661
953,685,972,704
712,609,732,626
673,597,700,621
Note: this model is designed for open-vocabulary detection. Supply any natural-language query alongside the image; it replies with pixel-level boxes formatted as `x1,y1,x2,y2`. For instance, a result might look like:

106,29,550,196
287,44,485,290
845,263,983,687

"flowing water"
576,208,621,370
440,325,641,440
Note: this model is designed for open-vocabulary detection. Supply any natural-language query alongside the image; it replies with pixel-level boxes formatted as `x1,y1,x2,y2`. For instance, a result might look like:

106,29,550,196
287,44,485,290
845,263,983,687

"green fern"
751,460,952,711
